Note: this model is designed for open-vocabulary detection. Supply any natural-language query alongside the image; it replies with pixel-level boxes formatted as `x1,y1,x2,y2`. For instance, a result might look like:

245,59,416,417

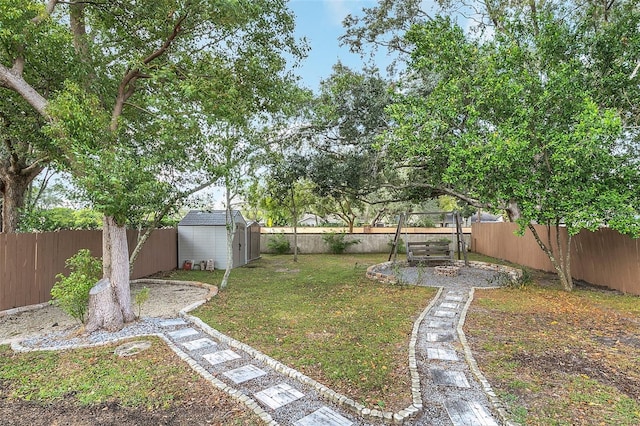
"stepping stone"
426,348,459,361
434,310,456,318
224,364,267,384
159,318,188,327
427,320,453,328
182,338,217,351
167,328,199,339
444,399,498,426
255,383,305,410
431,368,470,388
114,340,152,357
203,349,241,365
440,302,460,309
445,295,464,302
426,332,454,342
294,406,353,426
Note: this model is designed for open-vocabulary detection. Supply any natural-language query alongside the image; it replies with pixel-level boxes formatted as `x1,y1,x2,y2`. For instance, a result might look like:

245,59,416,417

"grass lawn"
170,253,437,411
0,336,261,424
465,267,640,425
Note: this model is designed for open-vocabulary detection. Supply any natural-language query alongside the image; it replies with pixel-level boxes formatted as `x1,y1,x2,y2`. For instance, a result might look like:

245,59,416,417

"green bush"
50,249,102,323
267,233,291,254
323,232,360,254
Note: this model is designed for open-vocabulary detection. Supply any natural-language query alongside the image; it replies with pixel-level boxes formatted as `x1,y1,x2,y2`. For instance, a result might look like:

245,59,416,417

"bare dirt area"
0,389,260,426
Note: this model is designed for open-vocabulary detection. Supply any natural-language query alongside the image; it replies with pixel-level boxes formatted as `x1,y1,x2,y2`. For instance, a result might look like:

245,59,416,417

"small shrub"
50,249,102,323
323,232,360,254
134,286,150,317
487,269,531,289
391,262,409,287
267,233,291,254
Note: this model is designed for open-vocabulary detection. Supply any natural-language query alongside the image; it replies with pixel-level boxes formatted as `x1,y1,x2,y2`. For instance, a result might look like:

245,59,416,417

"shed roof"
178,210,245,226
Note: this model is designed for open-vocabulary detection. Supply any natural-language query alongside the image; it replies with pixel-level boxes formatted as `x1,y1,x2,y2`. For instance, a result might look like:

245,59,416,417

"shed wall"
177,225,246,270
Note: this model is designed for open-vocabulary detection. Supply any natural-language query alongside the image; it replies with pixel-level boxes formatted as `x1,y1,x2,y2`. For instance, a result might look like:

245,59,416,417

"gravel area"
0,281,208,346
375,264,503,289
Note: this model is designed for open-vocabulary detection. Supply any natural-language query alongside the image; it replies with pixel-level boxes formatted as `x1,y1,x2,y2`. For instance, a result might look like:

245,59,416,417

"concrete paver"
255,383,305,409
444,399,499,426
202,349,242,365
224,364,268,384
293,406,354,426
167,327,199,339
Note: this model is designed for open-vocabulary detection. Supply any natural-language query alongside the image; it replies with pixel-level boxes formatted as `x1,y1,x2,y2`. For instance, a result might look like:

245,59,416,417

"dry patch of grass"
465,270,640,425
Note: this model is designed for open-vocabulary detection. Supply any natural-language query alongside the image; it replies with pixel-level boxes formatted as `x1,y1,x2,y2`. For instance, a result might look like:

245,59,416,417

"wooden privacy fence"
0,228,177,311
471,223,640,295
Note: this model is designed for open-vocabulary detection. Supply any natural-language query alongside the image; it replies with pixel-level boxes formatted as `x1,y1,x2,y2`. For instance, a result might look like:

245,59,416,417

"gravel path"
377,264,503,289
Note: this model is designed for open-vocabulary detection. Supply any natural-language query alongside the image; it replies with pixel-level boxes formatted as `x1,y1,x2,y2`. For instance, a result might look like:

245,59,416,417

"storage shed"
178,210,255,270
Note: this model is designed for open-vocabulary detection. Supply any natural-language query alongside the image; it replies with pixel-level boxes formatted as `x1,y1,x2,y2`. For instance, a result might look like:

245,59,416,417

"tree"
264,153,314,262
303,64,393,230
0,1,304,330
387,3,640,290
210,125,258,289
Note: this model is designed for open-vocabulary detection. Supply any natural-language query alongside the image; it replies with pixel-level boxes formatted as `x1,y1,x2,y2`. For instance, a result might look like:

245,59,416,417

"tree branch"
110,12,188,131
0,65,50,118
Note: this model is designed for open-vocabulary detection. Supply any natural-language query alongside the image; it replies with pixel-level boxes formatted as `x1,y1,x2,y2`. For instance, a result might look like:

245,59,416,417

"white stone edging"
457,288,521,426
367,259,523,426
0,302,50,317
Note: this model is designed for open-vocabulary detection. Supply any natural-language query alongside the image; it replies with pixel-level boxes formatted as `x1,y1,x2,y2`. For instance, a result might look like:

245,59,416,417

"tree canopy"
383,1,640,290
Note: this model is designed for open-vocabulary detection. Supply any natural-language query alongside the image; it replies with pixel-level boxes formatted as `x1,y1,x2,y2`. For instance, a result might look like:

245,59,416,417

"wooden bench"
406,241,453,266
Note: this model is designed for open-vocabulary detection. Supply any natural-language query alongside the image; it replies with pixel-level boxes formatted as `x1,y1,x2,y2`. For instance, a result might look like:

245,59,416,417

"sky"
288,0,387,92
288,0,480,92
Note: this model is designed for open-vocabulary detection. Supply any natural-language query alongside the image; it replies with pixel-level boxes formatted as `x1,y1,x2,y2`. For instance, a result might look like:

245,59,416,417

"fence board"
16,233,37,308
472,223,640,295
129,229,177,279
0,228,178,311
5,234,18,309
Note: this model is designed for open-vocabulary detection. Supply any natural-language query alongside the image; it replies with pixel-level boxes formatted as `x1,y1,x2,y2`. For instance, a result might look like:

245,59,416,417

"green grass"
170,253,436,409
0,337,197,408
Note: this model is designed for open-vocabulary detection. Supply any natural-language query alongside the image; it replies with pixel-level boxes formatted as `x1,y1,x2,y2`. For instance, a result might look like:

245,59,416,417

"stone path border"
367,260,522,426
7,261,522,425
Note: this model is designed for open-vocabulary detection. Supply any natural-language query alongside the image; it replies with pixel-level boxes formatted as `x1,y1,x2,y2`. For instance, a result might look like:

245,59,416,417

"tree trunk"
85,278,124,332
528,223,574,291
291,187,298,262
220,187,236,290
86,215,135,332
505,199,521,222
0,164,42,233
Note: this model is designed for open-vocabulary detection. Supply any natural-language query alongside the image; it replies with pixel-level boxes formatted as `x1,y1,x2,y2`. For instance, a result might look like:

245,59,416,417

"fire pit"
434,265,460,277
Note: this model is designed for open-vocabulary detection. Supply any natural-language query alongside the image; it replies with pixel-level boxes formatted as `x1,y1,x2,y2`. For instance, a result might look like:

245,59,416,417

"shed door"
233,224,247,267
